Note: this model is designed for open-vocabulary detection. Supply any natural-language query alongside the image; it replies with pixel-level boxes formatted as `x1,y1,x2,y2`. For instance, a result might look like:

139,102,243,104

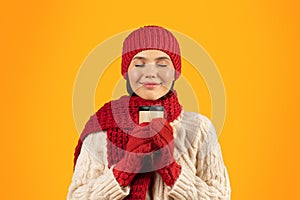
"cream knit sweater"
67,111,231,200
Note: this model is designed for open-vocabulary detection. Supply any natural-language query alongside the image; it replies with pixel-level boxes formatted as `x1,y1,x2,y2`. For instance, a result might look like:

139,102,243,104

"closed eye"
157,64,167,67
135,64,145,67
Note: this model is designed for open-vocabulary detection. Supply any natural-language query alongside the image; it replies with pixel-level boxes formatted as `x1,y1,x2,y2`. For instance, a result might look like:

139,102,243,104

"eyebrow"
132,56,171,61
132,56,146,60
156,56,171,61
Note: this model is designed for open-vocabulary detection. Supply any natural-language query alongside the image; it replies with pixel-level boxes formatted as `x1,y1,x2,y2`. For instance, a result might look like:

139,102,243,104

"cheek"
159,68,175,82
128,69,142,84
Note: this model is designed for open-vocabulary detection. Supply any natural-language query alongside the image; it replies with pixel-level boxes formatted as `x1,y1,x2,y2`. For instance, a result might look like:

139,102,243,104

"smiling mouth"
141,82,161,89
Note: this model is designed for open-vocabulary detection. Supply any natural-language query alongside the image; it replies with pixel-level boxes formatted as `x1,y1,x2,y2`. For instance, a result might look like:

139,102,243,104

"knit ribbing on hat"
121,25,181,79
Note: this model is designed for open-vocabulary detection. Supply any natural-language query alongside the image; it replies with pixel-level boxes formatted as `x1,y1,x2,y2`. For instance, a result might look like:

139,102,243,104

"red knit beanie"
121,25,181,79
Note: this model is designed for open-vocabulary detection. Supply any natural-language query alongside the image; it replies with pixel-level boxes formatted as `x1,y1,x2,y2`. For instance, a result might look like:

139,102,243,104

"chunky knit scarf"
73,91,182,199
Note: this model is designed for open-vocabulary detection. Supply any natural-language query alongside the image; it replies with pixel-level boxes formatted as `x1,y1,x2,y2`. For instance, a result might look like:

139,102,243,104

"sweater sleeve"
168,114,231,200
67,132,130,200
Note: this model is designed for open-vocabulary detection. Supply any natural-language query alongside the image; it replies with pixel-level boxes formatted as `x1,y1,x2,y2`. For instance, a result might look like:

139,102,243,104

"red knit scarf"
73,91,182,199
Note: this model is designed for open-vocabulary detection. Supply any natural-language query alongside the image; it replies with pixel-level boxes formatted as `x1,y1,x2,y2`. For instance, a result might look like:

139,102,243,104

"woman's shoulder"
82,130,108,165
173,110,218,153
174,110,213,130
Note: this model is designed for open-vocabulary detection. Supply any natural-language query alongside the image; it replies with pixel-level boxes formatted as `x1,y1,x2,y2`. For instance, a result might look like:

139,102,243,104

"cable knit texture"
112,122,154,187
121,25,181,79
67,111,231,199
73,91,182,200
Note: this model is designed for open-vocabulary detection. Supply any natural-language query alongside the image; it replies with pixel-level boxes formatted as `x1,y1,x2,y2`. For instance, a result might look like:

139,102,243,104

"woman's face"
127,50,175,100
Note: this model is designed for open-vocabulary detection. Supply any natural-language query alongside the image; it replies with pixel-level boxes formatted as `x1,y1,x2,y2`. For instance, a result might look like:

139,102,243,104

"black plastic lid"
138,106,164,112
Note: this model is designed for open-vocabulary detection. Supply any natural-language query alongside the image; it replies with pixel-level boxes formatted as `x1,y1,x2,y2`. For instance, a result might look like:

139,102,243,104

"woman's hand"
150,118,174,150
113,119,181,187
149,118,182,186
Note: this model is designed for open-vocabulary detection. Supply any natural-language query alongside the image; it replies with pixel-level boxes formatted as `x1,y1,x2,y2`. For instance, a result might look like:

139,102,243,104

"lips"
141,82,161,89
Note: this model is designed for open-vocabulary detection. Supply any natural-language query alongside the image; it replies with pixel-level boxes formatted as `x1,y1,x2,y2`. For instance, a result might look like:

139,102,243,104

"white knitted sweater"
67,111,231,199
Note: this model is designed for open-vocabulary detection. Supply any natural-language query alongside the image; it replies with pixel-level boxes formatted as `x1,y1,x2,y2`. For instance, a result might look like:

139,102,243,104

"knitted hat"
121,25,181,79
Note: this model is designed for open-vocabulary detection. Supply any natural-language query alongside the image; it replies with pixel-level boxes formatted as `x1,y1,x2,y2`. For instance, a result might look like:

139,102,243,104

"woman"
67,25,231,200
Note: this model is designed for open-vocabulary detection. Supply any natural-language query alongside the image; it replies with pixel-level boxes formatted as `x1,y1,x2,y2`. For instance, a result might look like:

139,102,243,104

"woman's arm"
168,114,231,199
67,132,130,200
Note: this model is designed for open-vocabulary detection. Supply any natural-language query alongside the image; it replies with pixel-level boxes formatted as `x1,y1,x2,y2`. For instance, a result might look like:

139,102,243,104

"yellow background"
1,0,299,199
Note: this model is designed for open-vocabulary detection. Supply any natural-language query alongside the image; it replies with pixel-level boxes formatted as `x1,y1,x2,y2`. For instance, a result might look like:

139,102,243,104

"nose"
144,64,157,78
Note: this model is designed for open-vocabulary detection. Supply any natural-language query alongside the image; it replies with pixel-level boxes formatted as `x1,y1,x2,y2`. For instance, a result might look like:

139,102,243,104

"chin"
141,93,165,100
136,90,166,100
141,96,159,100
